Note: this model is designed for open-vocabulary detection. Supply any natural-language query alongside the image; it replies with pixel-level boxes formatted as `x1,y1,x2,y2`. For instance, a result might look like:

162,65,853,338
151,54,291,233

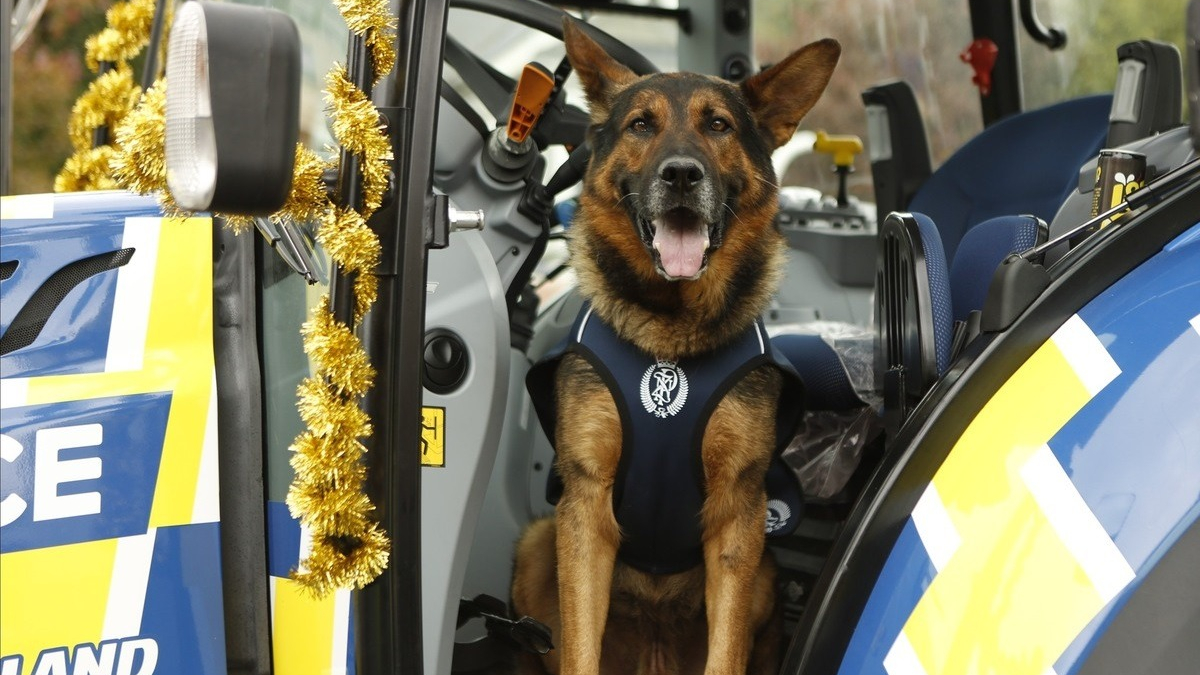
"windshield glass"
1019,0,1188,110
755,0,979,200
10,0,1187,197
754,0,1188,199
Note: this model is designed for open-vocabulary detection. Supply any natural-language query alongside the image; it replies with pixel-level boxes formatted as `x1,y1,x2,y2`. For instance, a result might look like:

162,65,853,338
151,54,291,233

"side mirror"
165,1,301,214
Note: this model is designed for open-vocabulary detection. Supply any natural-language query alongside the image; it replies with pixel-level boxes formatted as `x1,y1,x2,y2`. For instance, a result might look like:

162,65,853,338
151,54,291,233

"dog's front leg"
700,369,780,675
555,354,623,675
700,470,768,675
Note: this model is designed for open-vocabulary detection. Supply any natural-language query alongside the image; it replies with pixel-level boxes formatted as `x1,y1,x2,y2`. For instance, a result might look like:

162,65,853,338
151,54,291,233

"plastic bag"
782,407,882,502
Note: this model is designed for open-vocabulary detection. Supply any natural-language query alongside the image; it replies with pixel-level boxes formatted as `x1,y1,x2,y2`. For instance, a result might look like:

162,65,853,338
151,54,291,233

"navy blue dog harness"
527,303,805,575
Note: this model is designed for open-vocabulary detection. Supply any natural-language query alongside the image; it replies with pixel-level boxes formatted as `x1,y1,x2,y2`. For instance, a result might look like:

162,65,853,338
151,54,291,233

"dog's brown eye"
709,118,731,133
630,118,650,133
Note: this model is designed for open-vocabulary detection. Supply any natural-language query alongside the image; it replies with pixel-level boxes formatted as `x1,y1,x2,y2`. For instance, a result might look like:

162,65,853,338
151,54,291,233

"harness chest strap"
527,304,805,575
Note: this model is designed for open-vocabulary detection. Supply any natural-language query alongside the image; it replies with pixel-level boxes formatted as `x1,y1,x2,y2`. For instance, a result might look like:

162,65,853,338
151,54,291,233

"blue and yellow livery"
786,197,1200,675
0,192,355,675
1,192,224,675
4,1,1200,675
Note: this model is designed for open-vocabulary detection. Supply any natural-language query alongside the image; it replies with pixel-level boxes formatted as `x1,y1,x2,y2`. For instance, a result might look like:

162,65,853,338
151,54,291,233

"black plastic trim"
1018,0,1067,50
354,0,449,673
215,222,271,675
860,81,932,227
1108,39,1184,148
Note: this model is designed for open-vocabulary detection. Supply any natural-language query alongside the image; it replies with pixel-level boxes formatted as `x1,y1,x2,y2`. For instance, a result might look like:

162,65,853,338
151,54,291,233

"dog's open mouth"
645,207,711,280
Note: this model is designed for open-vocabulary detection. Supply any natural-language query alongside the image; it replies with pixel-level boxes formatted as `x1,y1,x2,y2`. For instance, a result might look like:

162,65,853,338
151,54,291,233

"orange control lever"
506,63,556,145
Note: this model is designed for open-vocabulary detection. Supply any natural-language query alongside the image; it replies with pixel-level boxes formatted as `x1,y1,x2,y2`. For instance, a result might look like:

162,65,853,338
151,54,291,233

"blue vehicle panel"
838,222,1200,675
1,192,166,379
1,191,225,675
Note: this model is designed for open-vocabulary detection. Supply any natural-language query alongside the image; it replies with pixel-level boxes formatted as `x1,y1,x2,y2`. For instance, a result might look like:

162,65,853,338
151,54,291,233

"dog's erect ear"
741,39,841,150
563,18,638,120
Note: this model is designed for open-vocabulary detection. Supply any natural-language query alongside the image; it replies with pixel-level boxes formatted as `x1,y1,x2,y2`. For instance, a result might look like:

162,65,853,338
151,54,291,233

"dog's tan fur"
512,20,839,675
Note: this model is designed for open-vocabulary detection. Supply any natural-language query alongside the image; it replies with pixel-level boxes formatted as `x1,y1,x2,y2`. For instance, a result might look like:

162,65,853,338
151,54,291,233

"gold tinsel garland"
111,79,167,196
55,0,157,192
61,0,397,596
85,0,157,70
282,0,396,595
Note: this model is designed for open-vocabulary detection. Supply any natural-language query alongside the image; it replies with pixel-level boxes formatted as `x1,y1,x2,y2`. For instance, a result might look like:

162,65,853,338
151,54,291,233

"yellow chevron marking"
895,317,1125,675
145,216,215,526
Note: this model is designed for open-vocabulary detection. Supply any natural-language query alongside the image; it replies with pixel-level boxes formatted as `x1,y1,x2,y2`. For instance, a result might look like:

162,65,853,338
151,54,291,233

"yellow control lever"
813,130,863,168
813,130,863,207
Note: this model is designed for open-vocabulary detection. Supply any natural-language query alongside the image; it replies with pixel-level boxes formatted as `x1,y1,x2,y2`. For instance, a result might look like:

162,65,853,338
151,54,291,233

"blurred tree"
10,0,108,194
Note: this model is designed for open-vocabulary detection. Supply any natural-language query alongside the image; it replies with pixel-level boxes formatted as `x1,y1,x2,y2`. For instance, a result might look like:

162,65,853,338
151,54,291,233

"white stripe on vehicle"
105,217,161,373
331,589,352,675
0,378,29,408
102,528,158,639
0,194,55,220
1049,315,1120,397
191,373,221,524
911,482,961,573
1020,444,1135,603
883,630,929,675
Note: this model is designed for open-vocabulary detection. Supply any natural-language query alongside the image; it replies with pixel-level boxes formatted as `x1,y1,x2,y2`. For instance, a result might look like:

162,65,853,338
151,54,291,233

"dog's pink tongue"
653,214,708,279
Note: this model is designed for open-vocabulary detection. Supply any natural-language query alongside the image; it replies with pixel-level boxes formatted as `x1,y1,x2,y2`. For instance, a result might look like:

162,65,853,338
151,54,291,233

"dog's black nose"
658,157,705,193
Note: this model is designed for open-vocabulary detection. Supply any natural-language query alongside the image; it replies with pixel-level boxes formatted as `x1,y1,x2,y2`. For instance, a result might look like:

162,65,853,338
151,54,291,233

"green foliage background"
10,0,108,194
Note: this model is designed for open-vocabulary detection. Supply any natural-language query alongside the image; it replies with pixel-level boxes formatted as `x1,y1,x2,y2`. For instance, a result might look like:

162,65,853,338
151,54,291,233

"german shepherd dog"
512,20,839,675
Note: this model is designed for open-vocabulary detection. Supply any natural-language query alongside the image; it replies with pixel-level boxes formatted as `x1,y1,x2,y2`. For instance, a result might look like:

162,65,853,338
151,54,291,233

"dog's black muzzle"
629,155,727,280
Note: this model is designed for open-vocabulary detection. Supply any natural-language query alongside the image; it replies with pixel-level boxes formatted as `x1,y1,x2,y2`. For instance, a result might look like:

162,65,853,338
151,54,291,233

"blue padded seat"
908,94,1111,262
774,212,1045,410
948,214,1045,322
770,334,861,411
775,96,1109,411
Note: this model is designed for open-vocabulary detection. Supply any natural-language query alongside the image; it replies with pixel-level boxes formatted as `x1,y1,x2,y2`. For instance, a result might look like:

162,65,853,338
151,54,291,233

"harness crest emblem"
640,360,689,418
765,499,791,534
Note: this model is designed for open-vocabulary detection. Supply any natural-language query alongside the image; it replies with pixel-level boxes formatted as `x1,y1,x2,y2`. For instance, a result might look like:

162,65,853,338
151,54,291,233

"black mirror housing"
166,1,301,214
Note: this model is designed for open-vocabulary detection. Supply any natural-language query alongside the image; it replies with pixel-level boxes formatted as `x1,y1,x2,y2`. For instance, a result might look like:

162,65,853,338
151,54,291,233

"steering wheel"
450,0,659,76
448,0,661,194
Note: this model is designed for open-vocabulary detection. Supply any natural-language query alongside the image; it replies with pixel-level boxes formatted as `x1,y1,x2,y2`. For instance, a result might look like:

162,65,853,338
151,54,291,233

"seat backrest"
772,213,1042,414
875,212,952,403
948,214,1047,323
908,94,1112,263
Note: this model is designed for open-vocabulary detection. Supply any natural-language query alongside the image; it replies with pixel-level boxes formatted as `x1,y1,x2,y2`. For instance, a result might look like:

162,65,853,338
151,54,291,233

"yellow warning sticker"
421,407,445,467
